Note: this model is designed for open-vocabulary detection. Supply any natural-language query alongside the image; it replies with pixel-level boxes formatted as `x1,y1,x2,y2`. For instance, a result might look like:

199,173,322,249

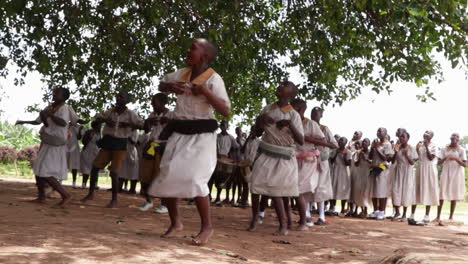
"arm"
193,84,230,117
403,150,416,165
343,152,351,166
16,120,41,125
425,145,436,161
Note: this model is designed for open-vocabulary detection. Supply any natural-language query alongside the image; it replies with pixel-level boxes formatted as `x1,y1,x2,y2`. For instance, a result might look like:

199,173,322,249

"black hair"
91,120,100,129
290,98,306,107
118,91,132,102
401,131,410,139
153,93,168,105
57,87,70,100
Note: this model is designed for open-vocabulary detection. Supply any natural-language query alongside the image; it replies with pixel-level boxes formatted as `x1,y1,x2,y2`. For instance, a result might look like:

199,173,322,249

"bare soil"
1,179,468,264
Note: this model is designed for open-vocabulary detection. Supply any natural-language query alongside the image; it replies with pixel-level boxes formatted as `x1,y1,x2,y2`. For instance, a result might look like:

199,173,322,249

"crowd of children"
14,38,467,245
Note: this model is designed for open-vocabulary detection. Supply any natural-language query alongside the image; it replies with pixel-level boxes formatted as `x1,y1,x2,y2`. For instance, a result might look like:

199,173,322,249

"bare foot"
161,222,184,238
192,228,214,246
247,221,257,232
273,226,288,236
80,194,94,203
29,198,46,204
296,224,309,231
106,200,118,208
57,195,72,208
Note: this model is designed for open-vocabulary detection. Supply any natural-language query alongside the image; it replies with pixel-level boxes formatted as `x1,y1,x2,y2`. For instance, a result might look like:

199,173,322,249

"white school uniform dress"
79,130,101,175
250,104,304,197
34,104,78,180
297,118,324,195
217,133,238,157
245,137,261,165
66,125,81,170
331,150,352,200
313,123,338,203
148,68,230,198
120,130,139,180
367,141,394,199
415,143,439,206
351,150,371,207
439,146,467,201
391,145,418,207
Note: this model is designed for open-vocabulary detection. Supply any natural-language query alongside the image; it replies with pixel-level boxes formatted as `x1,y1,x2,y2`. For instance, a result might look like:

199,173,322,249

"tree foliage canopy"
0,0,466,123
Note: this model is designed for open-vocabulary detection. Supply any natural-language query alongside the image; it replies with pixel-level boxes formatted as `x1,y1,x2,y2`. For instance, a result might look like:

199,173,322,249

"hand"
159,81,186,94
261,114,275,125
15,121,22,125
105,119,116,128
146,117,160,126
192,84,208,96
276,119,290,129
119,122,131,128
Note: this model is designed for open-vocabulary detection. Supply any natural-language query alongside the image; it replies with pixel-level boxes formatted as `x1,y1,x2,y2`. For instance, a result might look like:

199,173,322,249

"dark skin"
248,83,304,236
369,128,392,213
17,89,73,207
411,131,436,218
290,101,314,231
143,97,169,134
330,137,351,215
157,39,230,246
436,133,467,221
81,92,143,208
392,133,416,219
355,139,371,217
81,123,102,188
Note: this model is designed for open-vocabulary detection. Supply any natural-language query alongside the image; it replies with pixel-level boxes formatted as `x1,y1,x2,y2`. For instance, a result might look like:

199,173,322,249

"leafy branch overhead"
0,0,466,123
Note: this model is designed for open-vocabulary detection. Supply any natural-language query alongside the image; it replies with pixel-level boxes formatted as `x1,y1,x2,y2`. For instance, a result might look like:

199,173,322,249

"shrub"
17,145,39,162
0,146,17,164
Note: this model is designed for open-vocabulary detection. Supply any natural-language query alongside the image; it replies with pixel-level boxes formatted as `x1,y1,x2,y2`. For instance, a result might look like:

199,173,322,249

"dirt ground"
1,179,468,264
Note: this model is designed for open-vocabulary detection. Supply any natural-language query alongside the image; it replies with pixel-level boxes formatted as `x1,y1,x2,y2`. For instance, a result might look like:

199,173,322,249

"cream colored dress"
351,150,371,207
297,118,324,194
217,133,238,156
79,130,101,175
120,130,139,180
148,68,230,198
312,123,338,202
439,146,467,201
66,125,81,170
250,104,304,197
331,150,352,200
392,145,418,207
34,104,78,180
415,143,439,206
367,141,394,199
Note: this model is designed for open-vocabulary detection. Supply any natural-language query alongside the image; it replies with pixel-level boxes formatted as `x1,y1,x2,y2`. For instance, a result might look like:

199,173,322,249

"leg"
161,198,183,237
107,171,119,208
272,197,288,236
297,194,308,231
248,193,260,231
425,205,431,217
192,196,214,245
372,198,378,213
32,176,46,203
81,167,100,202
208,175,215,201
240,177,249,207
45,177,72,207
411,205,417,218
379,198,387,212
436,200,443,221
82,174,89,188
330,199,336,212
282,197,292,229
449,200,457,220
340,200,347,214
129,180,138,194
402,206,408,219
222,176,232,204
72,169,78,187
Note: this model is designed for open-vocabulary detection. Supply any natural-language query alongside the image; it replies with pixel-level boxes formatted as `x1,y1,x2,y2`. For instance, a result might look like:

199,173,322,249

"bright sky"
1,56,467,147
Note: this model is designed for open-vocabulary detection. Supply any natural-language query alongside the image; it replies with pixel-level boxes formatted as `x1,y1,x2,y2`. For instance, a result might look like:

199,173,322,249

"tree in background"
0,0,466,123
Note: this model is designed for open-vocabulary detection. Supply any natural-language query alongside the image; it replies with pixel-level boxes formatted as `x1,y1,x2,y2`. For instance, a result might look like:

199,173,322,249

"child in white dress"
248,81,304,235
391,131,418,221
411,131,439,223
148,39,231,245
436,133,467,222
